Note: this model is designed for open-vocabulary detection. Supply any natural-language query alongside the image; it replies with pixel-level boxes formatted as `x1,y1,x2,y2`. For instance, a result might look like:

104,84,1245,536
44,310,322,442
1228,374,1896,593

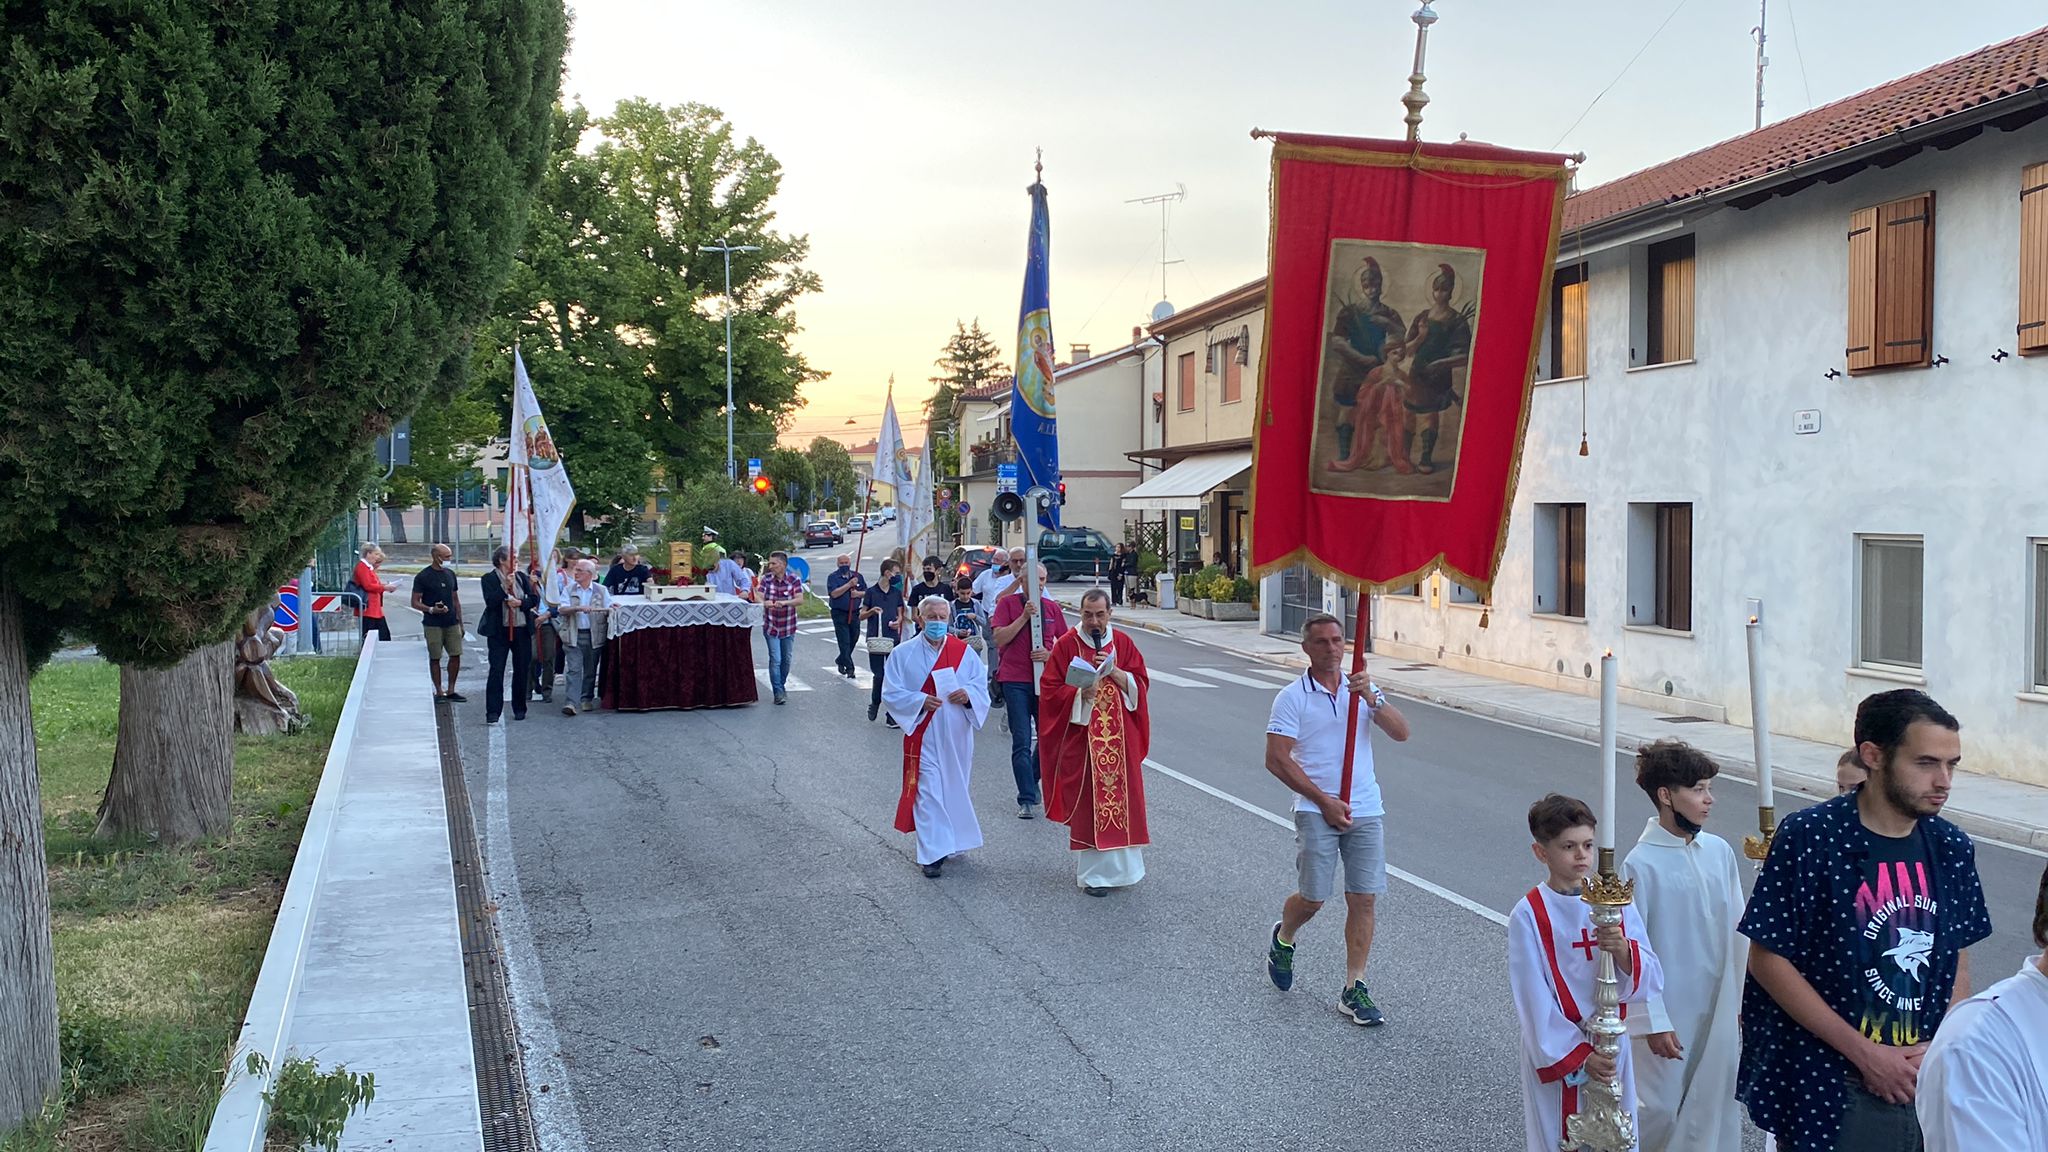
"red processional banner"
1248,133,1571,597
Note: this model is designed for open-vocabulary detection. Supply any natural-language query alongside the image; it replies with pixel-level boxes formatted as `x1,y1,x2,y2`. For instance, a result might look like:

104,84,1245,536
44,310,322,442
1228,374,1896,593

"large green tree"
473,99,821,536
927,318,1007,437
0,0,565,1128
805,436,860,513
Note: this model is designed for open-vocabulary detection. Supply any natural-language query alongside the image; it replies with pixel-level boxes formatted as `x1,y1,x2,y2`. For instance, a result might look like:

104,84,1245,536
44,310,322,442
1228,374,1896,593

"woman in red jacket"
353,544,393,642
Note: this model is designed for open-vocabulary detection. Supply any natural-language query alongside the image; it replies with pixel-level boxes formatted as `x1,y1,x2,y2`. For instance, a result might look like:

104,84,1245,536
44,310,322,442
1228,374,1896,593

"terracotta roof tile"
958,376,1014,402
1565,25,2048,232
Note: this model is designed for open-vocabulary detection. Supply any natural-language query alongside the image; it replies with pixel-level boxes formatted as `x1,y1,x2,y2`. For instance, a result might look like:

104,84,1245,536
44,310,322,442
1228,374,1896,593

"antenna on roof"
1127,185,1187,318
1752,0,1769,131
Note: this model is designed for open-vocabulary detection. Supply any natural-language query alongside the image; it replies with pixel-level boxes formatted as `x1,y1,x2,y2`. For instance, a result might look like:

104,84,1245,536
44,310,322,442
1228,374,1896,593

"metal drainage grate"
437,705,540,1152
1657,715,1712,724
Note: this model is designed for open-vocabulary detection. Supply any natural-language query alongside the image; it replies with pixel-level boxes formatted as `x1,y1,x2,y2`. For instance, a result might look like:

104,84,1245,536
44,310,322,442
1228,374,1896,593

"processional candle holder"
1565,853,1637,1152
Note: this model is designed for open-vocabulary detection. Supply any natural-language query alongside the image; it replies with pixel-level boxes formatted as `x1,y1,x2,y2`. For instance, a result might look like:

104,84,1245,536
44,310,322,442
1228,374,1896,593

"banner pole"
1338,590,1370,805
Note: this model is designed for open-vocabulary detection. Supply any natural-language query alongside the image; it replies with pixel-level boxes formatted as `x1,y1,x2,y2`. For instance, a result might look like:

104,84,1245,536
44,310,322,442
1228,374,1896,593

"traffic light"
1055,481,1067,505
751,475,772,496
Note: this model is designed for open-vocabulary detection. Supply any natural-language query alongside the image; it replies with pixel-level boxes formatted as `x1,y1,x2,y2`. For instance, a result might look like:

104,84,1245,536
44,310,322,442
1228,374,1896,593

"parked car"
844,514,875,534
879,506,897,523
803,520,844,548
942,545,1008,588
1035,527,1116,583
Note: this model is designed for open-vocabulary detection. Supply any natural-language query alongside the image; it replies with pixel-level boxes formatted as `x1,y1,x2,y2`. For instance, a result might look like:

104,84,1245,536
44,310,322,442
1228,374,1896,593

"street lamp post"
704,237,761,485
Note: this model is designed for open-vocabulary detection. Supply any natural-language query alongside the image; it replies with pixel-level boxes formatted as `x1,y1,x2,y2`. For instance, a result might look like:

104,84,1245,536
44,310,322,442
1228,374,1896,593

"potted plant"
1210,575,1259,621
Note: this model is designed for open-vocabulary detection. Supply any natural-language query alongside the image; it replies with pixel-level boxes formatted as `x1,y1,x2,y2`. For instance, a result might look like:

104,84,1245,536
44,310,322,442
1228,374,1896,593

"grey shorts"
1293,810,1386,902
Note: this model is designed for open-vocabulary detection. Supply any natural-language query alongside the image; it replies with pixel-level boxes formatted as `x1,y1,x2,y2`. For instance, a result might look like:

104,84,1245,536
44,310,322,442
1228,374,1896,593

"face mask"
1671,808,1704,837
922,620,948,641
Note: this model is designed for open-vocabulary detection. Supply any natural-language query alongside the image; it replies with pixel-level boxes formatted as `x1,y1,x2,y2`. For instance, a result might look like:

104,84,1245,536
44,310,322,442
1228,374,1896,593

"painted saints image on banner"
1309,239,1482,501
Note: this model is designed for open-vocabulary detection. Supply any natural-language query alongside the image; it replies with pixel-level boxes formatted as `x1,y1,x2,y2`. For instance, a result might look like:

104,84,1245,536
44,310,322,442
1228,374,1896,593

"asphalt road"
430,581,2044,1151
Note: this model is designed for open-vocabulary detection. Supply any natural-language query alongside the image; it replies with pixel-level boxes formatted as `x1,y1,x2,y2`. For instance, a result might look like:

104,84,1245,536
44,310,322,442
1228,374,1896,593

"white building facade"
1374,35,2048,787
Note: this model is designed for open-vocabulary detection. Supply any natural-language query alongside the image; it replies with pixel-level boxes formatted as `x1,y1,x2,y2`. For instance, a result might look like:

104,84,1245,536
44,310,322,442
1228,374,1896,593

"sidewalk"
209,640,480,1151
1047,586,2048,853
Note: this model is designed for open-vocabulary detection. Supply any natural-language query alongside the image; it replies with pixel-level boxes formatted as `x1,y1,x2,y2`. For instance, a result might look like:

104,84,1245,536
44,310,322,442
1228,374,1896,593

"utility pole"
704,237,761,485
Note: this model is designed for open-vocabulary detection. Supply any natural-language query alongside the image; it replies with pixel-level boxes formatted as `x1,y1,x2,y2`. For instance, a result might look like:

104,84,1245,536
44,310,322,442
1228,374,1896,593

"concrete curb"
205,637,380,1150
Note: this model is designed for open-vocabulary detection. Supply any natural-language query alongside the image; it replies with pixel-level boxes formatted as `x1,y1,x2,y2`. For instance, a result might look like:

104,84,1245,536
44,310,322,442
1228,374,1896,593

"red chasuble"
894,635,967,834
1036,629,1150,851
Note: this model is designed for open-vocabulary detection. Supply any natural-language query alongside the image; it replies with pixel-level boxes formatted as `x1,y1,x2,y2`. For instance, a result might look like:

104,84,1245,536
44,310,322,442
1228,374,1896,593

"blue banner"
1010,178,1060,530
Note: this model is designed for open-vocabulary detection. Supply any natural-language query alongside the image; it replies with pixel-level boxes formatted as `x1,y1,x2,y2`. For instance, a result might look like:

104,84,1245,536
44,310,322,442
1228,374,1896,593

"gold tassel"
1578,435,1589,457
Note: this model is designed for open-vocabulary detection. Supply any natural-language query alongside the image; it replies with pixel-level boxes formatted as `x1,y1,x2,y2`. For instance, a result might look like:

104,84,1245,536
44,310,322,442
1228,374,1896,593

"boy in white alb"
1509,794,1664,1152
1621,741,1745,1152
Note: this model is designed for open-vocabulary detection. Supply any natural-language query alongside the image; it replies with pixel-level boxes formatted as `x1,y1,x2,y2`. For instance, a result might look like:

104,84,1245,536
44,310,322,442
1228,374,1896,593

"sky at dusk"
561,0,2043,450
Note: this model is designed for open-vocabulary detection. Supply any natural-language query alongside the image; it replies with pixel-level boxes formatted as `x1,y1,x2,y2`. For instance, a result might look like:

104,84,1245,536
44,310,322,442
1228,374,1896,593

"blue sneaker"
1339,981,1385,1026
1266,922,1295,991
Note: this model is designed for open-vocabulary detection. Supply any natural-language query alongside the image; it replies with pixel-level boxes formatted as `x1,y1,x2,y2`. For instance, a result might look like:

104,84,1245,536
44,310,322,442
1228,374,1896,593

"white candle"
1746,613,1775,810
1598,650,1617,854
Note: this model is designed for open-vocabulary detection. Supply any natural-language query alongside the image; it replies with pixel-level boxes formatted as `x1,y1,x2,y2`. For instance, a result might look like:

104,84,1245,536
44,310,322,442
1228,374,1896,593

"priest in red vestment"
1037,589,1151,895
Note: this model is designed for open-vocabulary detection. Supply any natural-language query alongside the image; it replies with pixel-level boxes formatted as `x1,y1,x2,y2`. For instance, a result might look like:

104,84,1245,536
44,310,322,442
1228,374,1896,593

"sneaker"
922,861,942,878
868,701,879,722
485,713,501,725
1018,803,1036,820
774,691,787,705
512,712,527,721
563,704,576,716
1084,886,1111,897
1266,922,1295,991
884,715,899,729
1339,981,1385,1026
446,691,468,703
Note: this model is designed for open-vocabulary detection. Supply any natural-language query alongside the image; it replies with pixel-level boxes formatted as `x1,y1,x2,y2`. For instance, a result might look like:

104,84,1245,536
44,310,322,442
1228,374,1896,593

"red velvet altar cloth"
601,625,758,711
1249,133,1571,596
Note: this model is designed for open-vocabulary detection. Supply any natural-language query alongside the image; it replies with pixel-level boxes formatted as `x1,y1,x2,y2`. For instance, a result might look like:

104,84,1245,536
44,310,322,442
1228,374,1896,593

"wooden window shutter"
1875,194,1934,369
1647,235,1695,364
2022,162,2048,355
1846,206,1881,371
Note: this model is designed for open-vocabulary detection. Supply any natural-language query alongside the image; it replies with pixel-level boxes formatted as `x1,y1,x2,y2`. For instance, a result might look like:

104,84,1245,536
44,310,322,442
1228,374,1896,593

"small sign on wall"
1178,514,1196,532
1794,409,1822,435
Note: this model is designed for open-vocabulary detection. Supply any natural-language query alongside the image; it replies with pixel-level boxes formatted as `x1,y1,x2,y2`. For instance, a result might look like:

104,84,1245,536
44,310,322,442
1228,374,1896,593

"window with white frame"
2033,540,2048,692
1858,536,1924,670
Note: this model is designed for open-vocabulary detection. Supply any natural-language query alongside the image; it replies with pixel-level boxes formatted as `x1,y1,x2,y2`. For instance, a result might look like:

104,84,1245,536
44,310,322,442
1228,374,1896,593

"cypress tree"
0,0,567,1127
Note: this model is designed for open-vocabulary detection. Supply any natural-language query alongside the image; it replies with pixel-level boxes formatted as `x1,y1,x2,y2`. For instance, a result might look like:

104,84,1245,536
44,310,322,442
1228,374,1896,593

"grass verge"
2,655,357,1152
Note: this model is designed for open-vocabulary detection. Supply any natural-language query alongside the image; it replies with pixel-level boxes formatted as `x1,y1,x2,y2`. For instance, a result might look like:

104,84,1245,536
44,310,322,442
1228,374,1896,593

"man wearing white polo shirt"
1262,612,1411,1026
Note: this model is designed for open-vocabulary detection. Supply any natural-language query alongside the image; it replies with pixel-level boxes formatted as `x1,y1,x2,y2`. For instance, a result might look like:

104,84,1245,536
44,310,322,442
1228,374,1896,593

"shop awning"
1119,449,1252,510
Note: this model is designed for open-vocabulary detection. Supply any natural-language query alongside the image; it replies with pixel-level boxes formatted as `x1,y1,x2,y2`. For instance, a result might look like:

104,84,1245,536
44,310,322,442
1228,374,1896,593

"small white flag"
508,348,576,566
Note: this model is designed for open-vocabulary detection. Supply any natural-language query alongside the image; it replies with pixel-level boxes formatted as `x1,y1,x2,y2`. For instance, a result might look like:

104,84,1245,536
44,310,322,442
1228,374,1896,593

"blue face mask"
922,620,948,641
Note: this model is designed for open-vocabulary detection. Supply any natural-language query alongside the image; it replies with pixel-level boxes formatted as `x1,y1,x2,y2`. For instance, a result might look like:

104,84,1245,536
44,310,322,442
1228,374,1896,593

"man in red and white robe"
882,596,990,878
1037,590,1150,895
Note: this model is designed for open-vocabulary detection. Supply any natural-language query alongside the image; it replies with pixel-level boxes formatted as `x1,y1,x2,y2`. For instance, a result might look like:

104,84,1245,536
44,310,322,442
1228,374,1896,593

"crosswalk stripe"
755,669,813,692
1185,666,1291,689
798,625,835,635
819,665,873,688
1237,666,1302,683
1145,669,1218,689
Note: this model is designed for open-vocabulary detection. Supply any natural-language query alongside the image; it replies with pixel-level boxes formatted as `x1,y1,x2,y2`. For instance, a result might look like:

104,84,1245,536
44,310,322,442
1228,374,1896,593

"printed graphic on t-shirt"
1855,854,1939,1044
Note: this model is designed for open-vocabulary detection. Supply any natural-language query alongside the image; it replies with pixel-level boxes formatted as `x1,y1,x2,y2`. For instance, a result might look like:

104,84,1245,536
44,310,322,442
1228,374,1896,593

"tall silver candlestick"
1564,866,1636,1151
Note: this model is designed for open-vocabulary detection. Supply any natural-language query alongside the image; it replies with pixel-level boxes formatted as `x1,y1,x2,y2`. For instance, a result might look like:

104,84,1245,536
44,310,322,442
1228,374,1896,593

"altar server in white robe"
1621,741,1746,1152
1510,794,1663,1152
883,596,991,878
1917,861,2048,1152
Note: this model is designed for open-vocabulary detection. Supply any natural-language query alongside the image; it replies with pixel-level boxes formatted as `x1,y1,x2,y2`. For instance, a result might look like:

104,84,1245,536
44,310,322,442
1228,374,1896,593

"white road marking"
755,669,814,692
1185,666,1292,689
1140,756,1509,928
486,722,592,1152
799,625,835,636
1237,666,1303,684
820,665,873,688
1144,669,1218,689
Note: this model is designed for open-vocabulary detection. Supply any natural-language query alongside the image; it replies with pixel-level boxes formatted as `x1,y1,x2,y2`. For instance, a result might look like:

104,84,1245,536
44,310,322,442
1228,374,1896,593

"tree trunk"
97,641,235,844
382,504,408,544
0,576,60,1128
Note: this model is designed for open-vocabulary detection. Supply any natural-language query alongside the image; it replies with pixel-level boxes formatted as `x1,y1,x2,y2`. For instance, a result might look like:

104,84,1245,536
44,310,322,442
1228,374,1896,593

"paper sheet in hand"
931,666,963,700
